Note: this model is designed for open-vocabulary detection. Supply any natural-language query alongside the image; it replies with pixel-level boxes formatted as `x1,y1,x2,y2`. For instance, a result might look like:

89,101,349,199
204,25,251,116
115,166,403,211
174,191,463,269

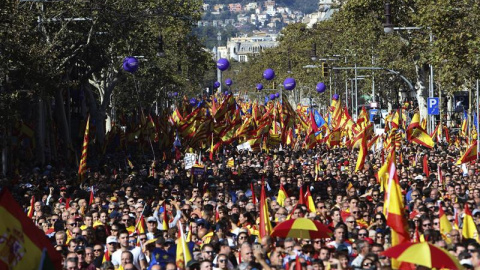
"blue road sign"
428,97,439,115
369,109,378,122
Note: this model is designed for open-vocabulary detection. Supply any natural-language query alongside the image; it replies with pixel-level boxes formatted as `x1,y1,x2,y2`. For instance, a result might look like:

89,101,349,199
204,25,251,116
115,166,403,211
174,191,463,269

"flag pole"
477,78,479,160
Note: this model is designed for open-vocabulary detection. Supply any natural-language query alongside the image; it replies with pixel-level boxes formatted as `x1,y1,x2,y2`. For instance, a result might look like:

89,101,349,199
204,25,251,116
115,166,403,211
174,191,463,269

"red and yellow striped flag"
0,189,62,269
78,115,90,182
259,179,272,240
27,195,35,218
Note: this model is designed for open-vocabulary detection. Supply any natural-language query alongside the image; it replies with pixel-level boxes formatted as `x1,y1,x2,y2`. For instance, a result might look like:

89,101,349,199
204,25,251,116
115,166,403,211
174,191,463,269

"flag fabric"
277,184,288,207
127,158,134,169
27,195,35,218
250,183,256,206
462,204,478,242
355,129,368,172
438,202,452,243
406,112,434,148
162,203,168,231
0,188,62,269
456,141,478,164
259,180,272,240
305,188,316,213
89,187,94,205
383,152,410,268
102,249,111,263
422,155,429,177
78,115,90,182
226,158,234,168
176,221,192,269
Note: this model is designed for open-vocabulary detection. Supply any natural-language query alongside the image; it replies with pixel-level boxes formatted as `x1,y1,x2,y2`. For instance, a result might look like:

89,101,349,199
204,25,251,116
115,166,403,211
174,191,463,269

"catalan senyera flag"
406,112,434,149
27,195,35,218
456,140,478,165
259,180,272,240
0,189,62,269
462,204,479,242
277,183,288,207
383,152,410,268
136,215,146,235
176,221,192,269
78,115,90,182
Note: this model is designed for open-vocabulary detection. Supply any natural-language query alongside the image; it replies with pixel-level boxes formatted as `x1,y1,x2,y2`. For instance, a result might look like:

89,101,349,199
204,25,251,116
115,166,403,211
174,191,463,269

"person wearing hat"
104,236,118,262
146,216,161,240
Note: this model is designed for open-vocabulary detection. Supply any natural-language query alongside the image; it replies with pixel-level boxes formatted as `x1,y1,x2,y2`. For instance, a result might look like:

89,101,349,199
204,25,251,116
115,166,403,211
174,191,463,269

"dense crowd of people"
9,140,480,270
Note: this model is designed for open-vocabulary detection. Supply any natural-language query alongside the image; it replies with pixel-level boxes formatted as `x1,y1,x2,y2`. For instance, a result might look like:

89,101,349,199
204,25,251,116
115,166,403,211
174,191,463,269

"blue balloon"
256,83,263,91
217,58,230,71
283,77,296,91
275,92,280,98
225,78,233,86
224,91,229,95
316,82,326,93
189,98,197,105
173,92,178,97
263,68,275,81
333,93,339,100
269,93,276,100
123,57,139,73
213,81,220,89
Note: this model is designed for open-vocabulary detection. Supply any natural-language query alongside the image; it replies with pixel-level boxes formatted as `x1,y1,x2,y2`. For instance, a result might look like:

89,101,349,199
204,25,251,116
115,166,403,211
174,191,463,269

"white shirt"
111,246,146,269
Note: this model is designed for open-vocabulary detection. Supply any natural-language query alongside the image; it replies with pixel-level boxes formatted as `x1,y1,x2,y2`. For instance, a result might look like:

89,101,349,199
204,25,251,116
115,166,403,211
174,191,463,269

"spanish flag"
176,221,192,269
305,187,316,213
162,203,168,231
406,112,434,149
226,157,234,168
27,195,35,218
0,189,62,269
456,141,477,164
276,184,288,207
438,202,452,243
462,204,478,242
383,152,410,268
355,129,368,172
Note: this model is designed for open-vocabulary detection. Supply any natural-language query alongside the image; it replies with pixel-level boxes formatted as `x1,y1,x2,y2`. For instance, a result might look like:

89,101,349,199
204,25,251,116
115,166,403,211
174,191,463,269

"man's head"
199,260,212,270
121,250,133,267
201,244,214,261
240,243,254,263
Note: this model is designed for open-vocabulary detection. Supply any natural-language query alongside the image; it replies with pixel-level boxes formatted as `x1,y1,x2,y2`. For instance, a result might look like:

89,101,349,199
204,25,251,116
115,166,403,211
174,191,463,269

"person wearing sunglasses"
213,253,229,270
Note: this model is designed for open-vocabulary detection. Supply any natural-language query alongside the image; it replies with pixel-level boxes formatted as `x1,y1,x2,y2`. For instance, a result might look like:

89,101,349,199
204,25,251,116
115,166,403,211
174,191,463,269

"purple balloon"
173,92,178,97
213,81,220,89
269,94,276,100
217,58,230,71
332,94,339,100
256,83,263,91
123,57,139,73
263,68,275,81
189,98,197,105
225,78,233,86
224,91,229,95
275,93,280,98
316,82,326,93
283,77,296,91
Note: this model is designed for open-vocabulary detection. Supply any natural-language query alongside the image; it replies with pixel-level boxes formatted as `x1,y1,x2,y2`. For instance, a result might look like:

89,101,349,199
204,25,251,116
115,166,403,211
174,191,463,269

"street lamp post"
217,31,222,93
383,1,434,133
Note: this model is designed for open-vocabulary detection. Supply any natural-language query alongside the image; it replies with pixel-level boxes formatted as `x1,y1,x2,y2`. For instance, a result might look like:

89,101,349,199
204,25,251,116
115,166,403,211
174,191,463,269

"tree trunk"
55,88,72,159
36,91,46,165
415,62,429,122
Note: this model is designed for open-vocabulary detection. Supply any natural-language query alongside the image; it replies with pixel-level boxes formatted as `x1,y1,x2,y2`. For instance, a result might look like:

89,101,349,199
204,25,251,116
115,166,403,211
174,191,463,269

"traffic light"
322,62,329,78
